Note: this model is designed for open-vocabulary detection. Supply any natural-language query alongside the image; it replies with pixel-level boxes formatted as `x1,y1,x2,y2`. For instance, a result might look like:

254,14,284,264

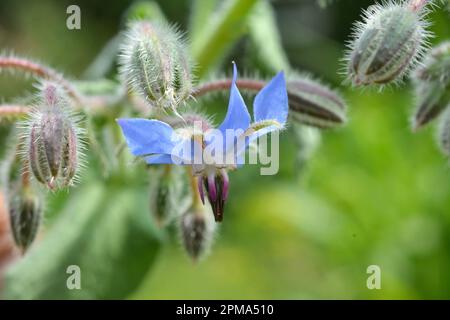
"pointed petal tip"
232,61,238,83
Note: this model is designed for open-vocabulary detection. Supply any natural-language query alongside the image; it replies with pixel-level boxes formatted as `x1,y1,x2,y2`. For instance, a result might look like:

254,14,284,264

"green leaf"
189,0,218,45
191,0,259,77
122,1,166,23
247,0,290,72
4,182,162,299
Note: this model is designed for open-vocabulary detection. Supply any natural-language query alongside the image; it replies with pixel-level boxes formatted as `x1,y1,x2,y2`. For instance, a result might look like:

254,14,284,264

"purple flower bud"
24,82,83,190
346,2,430,86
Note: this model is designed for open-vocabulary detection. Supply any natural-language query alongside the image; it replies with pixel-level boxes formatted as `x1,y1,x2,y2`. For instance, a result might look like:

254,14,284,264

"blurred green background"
0,0,449,299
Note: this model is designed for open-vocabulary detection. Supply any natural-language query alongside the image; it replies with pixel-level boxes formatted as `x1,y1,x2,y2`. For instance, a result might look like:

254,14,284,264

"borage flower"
117,63,288,222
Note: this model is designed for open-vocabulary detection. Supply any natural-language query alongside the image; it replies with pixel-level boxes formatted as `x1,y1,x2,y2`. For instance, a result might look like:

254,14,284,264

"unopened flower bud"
179,206,216,261
411,42,450,129
346,2,430,86
412,81,450,129
8,185,42,252
438,109,450,156
287,75,347,128
119,21,193,110
148,165,190,228
24,82,83,190
197,169,229,222
414,41,450,83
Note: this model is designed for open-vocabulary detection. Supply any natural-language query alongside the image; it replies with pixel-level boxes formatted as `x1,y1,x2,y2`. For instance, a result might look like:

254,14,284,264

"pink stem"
0,56,84,105
193,79,265,98
0,105,30,117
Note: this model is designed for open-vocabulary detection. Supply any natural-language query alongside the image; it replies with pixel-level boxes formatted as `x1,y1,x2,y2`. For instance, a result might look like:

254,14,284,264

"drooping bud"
119,21,193,110
7,185,42,253
178,205,216,261
438,109,450,156
411,41,450,129
412,81,450,129
414,41,450,83
346,1,430,86
287,75,347,128
148,165,190,228
149,166,172,227
23,82,83,190
198,169,229,222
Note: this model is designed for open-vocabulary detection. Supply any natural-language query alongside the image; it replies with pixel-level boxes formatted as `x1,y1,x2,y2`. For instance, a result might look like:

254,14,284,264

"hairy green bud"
119,21,193,110
287,75,347,128
178,206,216,262
23,82,83,190
415,41,450,83
148,165,190,228
412,41,450,129
8,185,42,253
346,1,430,86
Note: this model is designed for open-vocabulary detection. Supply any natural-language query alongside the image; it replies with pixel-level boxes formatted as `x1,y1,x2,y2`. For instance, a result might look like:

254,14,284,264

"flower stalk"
0,56,84,105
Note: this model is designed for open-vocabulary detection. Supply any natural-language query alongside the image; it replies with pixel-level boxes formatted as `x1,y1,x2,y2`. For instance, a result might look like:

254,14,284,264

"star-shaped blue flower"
118,63,288,221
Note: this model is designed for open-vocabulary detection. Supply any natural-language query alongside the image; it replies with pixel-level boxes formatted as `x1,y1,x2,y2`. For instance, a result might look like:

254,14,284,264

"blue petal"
235,125,281,162
253,72,288,124
145,139,202,165
218,63,251,135
117,118,181,156
144,154,174,164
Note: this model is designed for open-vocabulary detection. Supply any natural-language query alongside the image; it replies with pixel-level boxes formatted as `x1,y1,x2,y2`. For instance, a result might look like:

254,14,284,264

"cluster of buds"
7,182,42,253
178,205,216,262
411,41,450,129
119,21,193,110
346,0,431,86
22,82,83,190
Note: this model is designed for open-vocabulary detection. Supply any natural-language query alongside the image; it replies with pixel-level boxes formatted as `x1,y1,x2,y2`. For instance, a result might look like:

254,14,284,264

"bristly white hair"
342,0,433,90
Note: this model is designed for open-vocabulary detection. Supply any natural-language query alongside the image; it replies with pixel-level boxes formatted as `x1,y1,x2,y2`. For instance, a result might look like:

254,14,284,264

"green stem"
191,0,259,77
187,167,203,210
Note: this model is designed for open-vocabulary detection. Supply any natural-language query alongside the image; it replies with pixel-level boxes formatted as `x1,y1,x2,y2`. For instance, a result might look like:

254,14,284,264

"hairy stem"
0,56,84,105
0,105,29,117
193,78,265,98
